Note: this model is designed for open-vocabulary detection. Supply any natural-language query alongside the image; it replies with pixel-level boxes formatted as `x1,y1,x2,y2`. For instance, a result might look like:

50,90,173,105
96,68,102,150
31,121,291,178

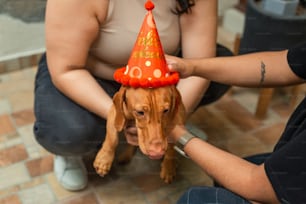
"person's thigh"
33,54,121,156
177,186,251,204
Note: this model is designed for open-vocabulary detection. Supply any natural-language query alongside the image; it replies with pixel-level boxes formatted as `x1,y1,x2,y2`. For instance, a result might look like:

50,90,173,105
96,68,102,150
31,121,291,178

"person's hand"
124,120,139,146
165,55,194,78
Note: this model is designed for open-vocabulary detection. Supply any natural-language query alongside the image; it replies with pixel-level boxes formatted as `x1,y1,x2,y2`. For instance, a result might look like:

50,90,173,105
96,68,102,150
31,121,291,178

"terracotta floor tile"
0,114,16,136
271,102,294,119
6,133,20,140
252,122,285,147
0,163,31,189
131,173,167,193
153,198,172,204
0,144,28,167
0,98,10,115
95,178,146,204
25,155,53,177
215,97,262,131
18,184,55,204
189,106,242,150
178,158,213,186
46,174,79,200
0,194,21,204
8,90,34,113
0,187,19,200
226,134,269,157
18,177,45,191
11,109,35,127
0,78,32,97
61,193,99,204
0,136,5,145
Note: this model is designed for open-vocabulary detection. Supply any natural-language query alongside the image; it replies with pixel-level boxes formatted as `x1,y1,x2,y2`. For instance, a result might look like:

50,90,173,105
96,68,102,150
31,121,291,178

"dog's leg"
94,107,119,176
93,131,119,176
117,144,137,164
160,143,177,183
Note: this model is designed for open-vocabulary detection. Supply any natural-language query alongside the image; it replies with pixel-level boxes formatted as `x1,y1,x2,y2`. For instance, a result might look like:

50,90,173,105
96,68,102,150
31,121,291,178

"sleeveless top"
89,0,180,71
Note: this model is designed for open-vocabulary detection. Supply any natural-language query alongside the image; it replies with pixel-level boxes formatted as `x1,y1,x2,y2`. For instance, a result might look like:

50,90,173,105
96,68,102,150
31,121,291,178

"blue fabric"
33,54,120,156
177,186,251,204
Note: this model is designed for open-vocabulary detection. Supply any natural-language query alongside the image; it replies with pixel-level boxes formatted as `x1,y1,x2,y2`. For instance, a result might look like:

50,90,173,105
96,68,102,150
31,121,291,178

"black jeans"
33,44,233,156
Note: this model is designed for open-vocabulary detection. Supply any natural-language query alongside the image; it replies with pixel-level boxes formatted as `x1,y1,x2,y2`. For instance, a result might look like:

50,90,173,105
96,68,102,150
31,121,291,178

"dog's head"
112,85,185,159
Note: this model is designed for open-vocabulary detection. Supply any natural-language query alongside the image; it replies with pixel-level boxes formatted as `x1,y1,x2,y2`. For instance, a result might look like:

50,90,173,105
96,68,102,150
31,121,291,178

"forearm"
191,50,303,87
172,126,279,203
52,68,113,119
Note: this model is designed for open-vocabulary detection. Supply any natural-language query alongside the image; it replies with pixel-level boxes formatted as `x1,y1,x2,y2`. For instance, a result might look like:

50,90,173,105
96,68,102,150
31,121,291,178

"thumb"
165,55,179,72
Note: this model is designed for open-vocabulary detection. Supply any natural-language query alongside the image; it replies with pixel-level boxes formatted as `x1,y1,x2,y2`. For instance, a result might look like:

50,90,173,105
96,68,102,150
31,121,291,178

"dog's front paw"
160,158,177,183
93,149,115,176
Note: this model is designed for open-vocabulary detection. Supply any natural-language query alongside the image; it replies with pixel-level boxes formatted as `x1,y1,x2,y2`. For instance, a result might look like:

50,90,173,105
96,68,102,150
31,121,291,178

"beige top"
90,0,181,70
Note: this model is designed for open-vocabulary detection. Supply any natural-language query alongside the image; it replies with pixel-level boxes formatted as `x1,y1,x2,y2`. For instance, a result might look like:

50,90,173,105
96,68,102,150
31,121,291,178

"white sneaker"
54,155,88,191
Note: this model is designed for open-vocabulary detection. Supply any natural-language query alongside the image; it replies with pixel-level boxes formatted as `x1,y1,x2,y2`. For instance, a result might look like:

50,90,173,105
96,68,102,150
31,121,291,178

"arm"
172,125,279,204
178,0,218,115
167,50,304,87
45,0,112,119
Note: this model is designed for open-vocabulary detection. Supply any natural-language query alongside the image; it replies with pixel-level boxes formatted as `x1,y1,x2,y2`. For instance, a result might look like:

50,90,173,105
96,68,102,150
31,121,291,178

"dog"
93,85,185,183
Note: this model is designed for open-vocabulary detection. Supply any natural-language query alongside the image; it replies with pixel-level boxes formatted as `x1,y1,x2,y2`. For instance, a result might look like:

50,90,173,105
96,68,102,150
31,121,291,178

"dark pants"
177,153,271,204
177,187,251,204
33,44,233,156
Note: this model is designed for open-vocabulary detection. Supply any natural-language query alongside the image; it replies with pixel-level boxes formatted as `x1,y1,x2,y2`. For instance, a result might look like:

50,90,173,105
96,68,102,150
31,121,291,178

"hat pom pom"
145,0,155,11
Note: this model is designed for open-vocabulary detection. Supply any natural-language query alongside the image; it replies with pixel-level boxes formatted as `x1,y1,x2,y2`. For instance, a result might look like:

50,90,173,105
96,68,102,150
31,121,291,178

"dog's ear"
113,86,127,131
170,86,186,125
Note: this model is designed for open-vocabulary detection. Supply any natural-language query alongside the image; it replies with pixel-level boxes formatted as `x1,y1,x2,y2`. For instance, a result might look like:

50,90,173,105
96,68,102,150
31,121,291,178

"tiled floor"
0,63,303,203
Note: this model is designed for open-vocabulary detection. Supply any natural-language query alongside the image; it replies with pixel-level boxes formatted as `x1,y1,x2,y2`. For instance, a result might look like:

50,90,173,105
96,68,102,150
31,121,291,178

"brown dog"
94,85,185,183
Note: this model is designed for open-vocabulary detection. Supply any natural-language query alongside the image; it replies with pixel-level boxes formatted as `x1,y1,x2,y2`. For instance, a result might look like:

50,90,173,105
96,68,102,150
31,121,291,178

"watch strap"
174,132,195,158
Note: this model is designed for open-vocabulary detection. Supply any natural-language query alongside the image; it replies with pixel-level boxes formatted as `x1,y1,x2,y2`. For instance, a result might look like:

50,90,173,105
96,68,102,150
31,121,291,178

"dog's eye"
163,109,169,114
135,110,145,116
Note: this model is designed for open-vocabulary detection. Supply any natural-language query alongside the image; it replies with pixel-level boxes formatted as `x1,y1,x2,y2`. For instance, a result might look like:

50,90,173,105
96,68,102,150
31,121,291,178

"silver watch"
174,132,195,158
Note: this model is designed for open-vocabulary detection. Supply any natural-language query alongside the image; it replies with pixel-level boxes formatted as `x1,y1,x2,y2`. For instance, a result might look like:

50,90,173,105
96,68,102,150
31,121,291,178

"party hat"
114,0,179,88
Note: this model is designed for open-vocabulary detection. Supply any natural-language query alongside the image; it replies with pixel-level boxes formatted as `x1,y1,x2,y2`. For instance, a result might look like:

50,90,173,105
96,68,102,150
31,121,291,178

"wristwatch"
174,132,196,158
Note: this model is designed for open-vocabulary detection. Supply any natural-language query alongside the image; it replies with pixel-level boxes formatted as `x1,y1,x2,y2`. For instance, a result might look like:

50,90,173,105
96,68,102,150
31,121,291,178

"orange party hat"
114,0,179,88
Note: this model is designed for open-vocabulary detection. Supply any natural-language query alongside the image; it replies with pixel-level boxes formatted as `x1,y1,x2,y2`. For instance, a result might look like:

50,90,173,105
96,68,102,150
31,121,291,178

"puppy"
94,85,185,183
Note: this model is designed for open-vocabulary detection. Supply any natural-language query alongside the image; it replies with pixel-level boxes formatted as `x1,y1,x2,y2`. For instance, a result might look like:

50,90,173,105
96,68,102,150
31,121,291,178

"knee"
177,187,249,204
34,121,106,156
177,187,220,204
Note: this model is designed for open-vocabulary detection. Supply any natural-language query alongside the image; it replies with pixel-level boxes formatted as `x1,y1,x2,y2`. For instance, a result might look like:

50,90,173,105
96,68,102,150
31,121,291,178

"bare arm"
177,0,218,115
45,0,112,119
167,50,304,87
172,125,279,204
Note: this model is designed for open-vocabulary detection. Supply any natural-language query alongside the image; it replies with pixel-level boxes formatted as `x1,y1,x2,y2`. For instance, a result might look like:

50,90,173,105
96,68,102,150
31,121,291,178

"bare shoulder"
46,0,109,24
45,0,110,75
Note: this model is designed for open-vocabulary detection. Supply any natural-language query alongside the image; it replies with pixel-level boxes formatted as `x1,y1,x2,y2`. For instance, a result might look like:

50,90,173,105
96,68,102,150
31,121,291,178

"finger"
165,58,178,72
126,134,139,146
125,127,137,135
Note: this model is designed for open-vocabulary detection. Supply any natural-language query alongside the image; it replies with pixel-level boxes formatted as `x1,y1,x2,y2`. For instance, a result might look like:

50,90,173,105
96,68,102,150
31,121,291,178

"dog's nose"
147,140,166,159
